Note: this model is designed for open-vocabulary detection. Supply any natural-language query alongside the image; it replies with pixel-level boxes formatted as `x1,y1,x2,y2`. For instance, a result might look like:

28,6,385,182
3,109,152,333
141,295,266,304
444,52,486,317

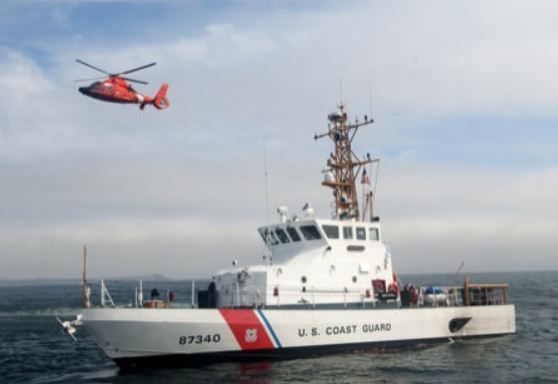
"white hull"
82,304,515,367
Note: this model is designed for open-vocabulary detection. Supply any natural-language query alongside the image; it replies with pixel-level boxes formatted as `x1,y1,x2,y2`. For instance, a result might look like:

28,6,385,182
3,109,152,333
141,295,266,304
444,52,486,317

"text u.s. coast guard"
298,323,392,337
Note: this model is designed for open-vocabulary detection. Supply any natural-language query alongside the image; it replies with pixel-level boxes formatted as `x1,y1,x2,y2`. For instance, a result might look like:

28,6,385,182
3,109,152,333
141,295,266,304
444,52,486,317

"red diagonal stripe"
219,309,274,350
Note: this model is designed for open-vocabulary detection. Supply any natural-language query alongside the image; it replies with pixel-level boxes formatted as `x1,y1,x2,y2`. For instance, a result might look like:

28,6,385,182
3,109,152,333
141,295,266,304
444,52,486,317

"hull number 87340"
178,334,221,345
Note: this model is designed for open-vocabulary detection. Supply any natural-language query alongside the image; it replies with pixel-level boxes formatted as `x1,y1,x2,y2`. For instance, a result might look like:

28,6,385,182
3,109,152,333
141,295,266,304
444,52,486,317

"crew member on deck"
151,288,159,300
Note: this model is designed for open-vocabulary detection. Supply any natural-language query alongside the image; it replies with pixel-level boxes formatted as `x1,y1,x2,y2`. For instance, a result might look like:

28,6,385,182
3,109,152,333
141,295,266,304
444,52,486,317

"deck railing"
463,277,509,306
415,280,509,308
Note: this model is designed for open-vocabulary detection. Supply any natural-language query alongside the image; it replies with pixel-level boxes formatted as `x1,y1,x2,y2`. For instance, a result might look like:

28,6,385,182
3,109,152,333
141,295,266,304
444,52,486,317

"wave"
0,307,82,317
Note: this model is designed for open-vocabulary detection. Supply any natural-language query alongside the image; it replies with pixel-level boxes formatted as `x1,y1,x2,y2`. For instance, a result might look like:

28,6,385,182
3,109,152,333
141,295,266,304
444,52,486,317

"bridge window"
343,226,353,239
369,228,379,241
286,226,301,242
322,225,339,239
300,225,322,240
275,228,290,244
356,227,366,240
259,228,279,245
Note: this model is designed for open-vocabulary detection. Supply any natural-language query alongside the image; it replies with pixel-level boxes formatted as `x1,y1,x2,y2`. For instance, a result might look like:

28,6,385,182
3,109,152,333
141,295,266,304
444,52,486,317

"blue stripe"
257,309,282,348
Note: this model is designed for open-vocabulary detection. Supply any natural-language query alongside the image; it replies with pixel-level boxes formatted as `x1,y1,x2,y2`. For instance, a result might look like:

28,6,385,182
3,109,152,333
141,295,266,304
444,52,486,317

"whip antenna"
262,119,270,224
450,262,465,285
339,77,344,105
368,81,374,120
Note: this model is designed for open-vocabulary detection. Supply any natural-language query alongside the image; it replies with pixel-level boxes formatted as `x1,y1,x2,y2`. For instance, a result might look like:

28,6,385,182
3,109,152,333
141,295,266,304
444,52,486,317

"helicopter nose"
78,86,87,94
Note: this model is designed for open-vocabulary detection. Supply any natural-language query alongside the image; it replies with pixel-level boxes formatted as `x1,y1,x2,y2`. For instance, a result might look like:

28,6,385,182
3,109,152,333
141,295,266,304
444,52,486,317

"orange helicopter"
75,59,169,110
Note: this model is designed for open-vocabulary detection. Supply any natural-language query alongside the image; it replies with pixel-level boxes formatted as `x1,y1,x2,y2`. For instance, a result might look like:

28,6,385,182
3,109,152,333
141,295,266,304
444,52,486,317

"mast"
314,103,378,221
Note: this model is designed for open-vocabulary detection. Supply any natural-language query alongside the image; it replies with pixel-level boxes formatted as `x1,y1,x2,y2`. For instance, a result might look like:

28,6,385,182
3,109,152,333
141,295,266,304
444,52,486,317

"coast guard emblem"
245,328,258,343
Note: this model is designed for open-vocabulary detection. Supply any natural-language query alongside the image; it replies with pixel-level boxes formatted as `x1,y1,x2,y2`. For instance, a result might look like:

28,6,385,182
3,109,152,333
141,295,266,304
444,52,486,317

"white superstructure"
215,218,393,308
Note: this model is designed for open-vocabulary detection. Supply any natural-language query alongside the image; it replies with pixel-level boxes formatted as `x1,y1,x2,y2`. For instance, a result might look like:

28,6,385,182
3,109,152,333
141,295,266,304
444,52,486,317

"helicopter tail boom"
139,83,169,110
140,83,169,110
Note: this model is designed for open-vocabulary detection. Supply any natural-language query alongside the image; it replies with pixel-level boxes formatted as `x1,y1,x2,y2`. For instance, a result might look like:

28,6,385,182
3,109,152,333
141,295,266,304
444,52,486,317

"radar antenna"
314,104,378,220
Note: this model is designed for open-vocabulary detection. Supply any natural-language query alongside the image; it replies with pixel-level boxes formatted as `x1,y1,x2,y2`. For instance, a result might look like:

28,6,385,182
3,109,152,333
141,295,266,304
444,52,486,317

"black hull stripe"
114,333,513,371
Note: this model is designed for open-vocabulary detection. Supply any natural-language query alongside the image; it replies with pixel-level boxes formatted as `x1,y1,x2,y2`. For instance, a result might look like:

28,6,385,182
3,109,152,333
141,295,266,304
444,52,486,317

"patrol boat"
71,104,516,369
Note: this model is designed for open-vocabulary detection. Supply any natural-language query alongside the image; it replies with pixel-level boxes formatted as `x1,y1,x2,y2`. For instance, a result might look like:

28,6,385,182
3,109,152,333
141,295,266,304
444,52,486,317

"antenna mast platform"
315,104,378,221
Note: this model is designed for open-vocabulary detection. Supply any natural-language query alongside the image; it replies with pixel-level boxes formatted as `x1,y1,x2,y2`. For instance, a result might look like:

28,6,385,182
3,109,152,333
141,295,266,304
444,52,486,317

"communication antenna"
261,111,270,224
368,81,374,120
263,138,270,223
364,81,379,221
261,113,273,262
339,77,344,105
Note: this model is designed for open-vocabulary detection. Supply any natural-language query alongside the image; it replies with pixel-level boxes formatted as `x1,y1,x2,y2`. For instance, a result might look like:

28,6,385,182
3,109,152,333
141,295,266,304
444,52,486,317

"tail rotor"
153,83,169,110
139,83,169,110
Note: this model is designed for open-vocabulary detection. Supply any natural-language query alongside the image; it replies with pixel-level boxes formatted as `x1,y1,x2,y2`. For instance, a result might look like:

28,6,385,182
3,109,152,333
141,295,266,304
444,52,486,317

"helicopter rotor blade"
73,76,107,83
118,62,156,75
122,77,148,85
75,59,110,75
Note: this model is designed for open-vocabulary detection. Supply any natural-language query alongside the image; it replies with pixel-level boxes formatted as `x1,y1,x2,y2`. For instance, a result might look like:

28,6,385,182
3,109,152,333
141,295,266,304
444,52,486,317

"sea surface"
0,271,556,384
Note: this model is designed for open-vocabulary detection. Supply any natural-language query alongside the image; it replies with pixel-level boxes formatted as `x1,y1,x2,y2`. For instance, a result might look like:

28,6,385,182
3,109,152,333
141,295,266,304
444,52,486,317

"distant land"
1,270,556,287
0,274,172,286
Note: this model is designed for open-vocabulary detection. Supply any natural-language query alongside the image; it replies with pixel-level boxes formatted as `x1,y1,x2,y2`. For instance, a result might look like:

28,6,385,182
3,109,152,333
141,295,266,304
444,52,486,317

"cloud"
1,1,558,278
7,1,558,156
377,163,558,272
1,152,556,278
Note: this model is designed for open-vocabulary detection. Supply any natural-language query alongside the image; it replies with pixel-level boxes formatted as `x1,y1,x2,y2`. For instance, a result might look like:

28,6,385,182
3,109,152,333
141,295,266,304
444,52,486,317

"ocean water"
0,271,556,384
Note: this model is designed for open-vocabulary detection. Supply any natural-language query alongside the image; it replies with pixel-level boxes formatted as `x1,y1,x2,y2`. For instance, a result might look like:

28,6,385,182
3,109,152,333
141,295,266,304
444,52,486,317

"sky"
0,0,557,279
